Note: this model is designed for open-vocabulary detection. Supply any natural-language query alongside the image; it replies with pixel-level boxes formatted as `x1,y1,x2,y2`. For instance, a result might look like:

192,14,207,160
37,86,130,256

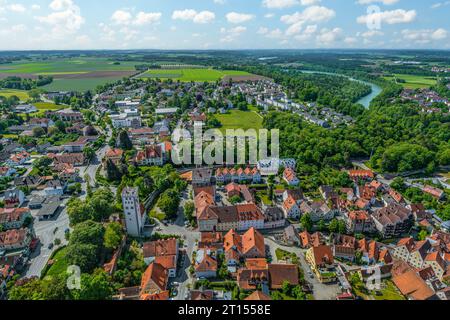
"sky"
0,0,449,50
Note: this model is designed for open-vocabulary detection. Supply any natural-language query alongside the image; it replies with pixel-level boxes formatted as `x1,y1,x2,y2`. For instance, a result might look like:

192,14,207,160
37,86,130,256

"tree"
89,188,115,221
300,214,313,232
32,126,45,137
184,201,195,225
105,159,122,181
65,243,99,273
229,195,242,205
418,229,429,241
117,130,132,150
70,220,105,249
329,219,339,233
157,189,180,219
83,147,96,162
72,270,114,300
67,198,94,225
104,222,123,250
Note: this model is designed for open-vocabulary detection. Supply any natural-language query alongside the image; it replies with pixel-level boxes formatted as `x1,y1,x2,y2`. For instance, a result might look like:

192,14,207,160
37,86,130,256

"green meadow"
0,89,30,101
384,74,437,89
139,68,251,82
213,107,263,134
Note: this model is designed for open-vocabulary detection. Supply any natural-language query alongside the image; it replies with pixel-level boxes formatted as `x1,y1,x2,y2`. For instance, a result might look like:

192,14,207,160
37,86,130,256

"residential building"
0,228,33,252
345,210,375,234
0,208,32,231
3,188,25,208
143,238,179,278
135,145,164,166
306,245,336,283
372,203,413,238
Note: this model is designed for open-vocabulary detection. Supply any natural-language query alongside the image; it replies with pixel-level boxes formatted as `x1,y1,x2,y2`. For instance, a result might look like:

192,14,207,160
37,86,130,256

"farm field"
0,57,141,92
0,89,30,101
214,108,263,134
139,68,252,82
383,74,437,89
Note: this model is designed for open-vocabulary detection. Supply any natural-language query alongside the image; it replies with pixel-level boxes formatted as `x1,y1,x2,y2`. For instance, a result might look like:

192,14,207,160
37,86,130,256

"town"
1,61,450,302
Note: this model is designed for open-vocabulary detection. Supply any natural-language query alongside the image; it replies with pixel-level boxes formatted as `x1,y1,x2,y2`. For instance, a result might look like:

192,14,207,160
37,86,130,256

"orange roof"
106,148,123,158
310,245,334,266
180,171,192,182
283,196,297,212
348,170,374,179
140,290,170,301
245,291,272,301
392,270,435,300
245,258,268,270
242,227,265,257
348,210,369,221
140,263,168,294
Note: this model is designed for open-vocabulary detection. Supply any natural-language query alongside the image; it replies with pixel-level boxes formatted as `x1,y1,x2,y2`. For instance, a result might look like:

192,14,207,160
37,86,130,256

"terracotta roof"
268,264,299,289
143,238,178,258
242,227,265,257
105,148,123,158
245,258,268,270
348,170,374,179
245,291,272,301
393,270,435,300
310,245,334,266
140,290,170,300
190,290,214,300
348,210,369,221
140,263,168,295
195,253,217,273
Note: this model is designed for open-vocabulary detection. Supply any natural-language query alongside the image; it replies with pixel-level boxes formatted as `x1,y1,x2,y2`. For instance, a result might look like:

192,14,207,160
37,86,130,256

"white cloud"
401,28,448,44
172,9,215,24
360,30,384,38
431,1,450,9
281,5,335,36
356,0,399,5
226,12,254,24
264,13,275,18
220,25,246,42
36,0,85,37
316,27,343,44
263,0,298,9
111,10,132,25
357,9,416,25
134,12,162,26
214,0,227,4
7,4,26,12
31,4,40,10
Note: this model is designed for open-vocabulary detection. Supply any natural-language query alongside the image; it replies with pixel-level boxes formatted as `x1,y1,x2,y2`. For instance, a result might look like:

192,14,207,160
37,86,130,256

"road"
24,199,70,278
265,238,342,300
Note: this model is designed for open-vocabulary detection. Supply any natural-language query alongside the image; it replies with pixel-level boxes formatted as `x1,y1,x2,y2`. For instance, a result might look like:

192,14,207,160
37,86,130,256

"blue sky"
0,0,449,50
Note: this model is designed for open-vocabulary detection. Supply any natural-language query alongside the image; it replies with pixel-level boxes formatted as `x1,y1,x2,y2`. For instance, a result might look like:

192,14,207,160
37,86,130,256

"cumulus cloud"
7,3,26,12
316,27,343,44
281,5,335,36
357,9,416,25
220,25,246,42
401,28,448,44
111,10,161,26
172,9,215,24
35,0,85,37
226,12,254,24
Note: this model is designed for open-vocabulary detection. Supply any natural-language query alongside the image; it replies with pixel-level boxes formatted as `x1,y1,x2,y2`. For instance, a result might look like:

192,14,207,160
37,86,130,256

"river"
300,70,382,108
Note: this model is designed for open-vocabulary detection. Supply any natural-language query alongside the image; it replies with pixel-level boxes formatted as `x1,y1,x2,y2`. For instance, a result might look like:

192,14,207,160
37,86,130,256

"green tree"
117,130,132,150
73,270,114,300
300,213,313,232
104,222,123,250
65,243,99,273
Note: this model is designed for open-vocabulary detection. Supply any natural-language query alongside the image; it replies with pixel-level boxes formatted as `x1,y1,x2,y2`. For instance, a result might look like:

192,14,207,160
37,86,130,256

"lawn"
43,246,69,278
42,77,128,92
34,102,64,111
257,191,272,206
372,280,405,301
214,109,263,134
383,74,437,89
139,68,251,82
0,89,30,101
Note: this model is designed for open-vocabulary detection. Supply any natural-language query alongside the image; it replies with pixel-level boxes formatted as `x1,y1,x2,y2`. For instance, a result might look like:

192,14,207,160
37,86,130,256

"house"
198,232,223,253
372,203,413,238
14,104,37,114
140,262,168,298
332,234,357,261
135,145,164,166
36,196,62,221
6,151,30,167
0,228,33,252
193,168,213,187
357,239,391,265
299,231,324,249
13,175,43,190
300,201,334,222
195,249,218,279
143,238,179,278
423,185,445,200
306,245,336,283
44,179,65,196
348,170,374,181
424,252,446,280
282,195,301,219
223,227,265,268
3,188,25,208
0,208,32,231
263,207,285,229
237,261,269,291
245,291,272,301
283,168,299,186
50,153,85,167
268,264,299,289
104,148,124,166
0,167,16,178
345,210,375,234
283,225,300,246
392,270,437,300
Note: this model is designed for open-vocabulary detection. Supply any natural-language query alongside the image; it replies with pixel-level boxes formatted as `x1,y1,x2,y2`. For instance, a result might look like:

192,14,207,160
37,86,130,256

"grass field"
139,68,251,82
43,247,69,278
383,74,437,89
214,108,263,134
0,89,30,101
0,57,141,92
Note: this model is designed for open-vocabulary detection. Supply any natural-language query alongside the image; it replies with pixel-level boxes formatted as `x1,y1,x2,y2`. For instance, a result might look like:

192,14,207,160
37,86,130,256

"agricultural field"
0,89,30,101
139,68,253,82
213,108,263,134
383,74,437,89
0,57,141,92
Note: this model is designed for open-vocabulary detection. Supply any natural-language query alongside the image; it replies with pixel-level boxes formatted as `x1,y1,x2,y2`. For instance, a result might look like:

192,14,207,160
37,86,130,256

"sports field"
214,108,263,134
139,68,252,82
383,74,437,89
0,57,140,92
0,89,30,101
